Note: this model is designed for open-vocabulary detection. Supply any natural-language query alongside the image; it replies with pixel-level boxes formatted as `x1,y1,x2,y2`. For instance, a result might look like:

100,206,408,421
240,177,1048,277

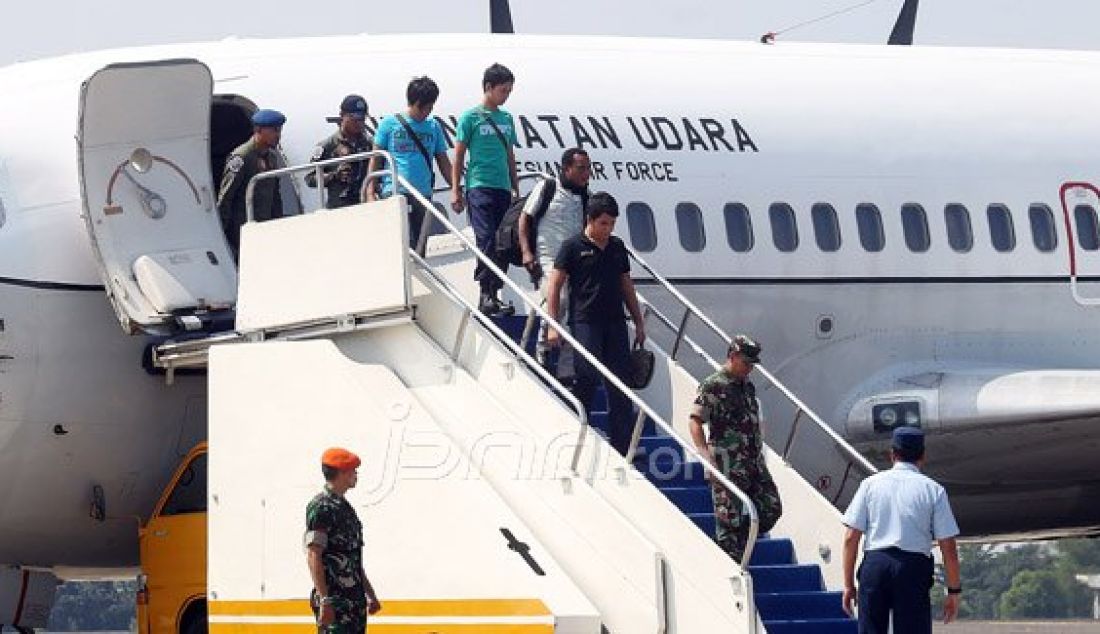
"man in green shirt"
451,63,520,315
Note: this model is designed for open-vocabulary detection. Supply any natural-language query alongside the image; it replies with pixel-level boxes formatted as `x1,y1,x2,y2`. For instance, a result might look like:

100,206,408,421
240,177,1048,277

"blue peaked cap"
252,109,286,127
892,426,925,454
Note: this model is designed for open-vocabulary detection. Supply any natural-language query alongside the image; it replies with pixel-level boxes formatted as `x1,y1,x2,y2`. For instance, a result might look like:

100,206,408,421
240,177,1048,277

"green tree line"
932,538,1100,619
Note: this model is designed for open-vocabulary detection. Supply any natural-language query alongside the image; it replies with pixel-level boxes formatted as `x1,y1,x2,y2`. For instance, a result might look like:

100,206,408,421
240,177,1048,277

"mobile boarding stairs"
153,153,877,634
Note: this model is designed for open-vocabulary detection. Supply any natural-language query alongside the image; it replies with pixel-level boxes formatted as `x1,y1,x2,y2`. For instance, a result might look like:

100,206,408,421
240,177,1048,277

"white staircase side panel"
402,276,753,632
766,448,848,590
235,198,410,331
207,340,600,631
334,327,672,632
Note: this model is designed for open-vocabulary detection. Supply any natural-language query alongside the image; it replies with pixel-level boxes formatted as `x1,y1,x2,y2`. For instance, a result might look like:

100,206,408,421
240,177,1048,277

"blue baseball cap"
339,94,368,119
892,426,925,454
251,109,286,128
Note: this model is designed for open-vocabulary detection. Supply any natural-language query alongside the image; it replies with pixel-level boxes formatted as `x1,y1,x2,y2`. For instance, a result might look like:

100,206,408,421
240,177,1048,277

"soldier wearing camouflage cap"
216,108,292,262
688,334,783,561
305,447,381,632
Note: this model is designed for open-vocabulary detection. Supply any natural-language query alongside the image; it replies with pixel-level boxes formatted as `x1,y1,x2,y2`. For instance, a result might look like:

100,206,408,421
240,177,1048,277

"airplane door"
1059,182,1100,305
78,59,237,335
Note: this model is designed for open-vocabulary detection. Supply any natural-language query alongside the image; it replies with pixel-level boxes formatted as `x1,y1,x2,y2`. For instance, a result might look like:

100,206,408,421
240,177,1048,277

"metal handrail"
244,150,397,222
408,251,674,632
399,175,762,571
625,246,879,478
407,249,592,473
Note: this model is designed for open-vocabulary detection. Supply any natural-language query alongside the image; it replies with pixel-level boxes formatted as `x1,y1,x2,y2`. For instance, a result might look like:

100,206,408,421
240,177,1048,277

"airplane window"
901,203,930,252
626,202,657,252
675,203,706,252
811,203,841,252
856,204,884,252
987,204,1016,252
1028,204,1057,252
944,204,973,253
723,203,753,252
769,203,799,252
1075,205,1100,251
160,453,207,516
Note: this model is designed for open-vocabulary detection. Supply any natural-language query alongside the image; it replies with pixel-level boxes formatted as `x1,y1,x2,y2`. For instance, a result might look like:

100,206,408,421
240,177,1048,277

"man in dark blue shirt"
545,192,646,455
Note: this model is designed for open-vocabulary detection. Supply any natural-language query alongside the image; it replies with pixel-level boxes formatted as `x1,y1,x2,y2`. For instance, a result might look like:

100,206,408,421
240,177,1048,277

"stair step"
749,564,824,593
761,618,857,634
634,435,683,461
756,591,848,620
687,512,715,536
592,387,608,412
492,314,537,354
657,486,712,515
750,538,795,566
644,459,706,487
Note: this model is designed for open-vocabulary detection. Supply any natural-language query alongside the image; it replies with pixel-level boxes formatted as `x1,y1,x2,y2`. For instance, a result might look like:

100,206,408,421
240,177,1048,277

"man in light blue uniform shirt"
368,76,453,249
842,426,962,633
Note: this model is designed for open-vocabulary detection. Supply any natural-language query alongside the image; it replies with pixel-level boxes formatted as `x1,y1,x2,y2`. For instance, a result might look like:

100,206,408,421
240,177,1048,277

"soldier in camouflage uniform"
216,108,291,262
305,94,374,209
689,334,783,561
305,447,381,633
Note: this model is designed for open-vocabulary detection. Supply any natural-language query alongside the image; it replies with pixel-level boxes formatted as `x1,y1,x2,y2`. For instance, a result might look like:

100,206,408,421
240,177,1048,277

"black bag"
494,177,556,267
627,342,656,389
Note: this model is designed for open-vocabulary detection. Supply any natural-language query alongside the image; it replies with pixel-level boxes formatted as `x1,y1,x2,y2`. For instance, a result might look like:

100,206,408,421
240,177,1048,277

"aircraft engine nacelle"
843,366,1100,487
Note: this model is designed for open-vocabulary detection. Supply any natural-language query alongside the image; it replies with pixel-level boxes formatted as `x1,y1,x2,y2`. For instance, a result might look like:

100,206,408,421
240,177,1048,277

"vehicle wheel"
180,601,207,634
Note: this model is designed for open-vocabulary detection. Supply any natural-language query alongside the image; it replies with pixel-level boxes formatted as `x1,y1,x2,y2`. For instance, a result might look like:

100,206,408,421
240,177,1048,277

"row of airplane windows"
623,201,1100,255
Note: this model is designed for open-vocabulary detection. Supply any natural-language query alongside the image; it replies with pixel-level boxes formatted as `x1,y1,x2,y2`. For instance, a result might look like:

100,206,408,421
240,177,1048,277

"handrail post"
314,165,325,210
624,408,648,464
670,307,691,361
782,409,803,460
519,298,544,353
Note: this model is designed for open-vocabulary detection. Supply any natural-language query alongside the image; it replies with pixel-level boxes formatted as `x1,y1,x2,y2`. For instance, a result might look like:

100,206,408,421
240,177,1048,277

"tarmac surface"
935,622,1100,633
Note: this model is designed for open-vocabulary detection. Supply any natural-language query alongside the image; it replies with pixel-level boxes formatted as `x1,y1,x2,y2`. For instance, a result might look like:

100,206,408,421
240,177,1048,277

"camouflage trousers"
710,472,783,562
311,593,367,634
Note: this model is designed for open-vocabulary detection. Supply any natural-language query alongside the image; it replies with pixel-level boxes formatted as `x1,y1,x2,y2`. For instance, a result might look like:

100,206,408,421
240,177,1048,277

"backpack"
494,176,557,266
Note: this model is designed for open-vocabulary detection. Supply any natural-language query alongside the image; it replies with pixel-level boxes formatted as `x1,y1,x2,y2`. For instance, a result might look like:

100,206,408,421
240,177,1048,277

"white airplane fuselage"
3,34,1100,571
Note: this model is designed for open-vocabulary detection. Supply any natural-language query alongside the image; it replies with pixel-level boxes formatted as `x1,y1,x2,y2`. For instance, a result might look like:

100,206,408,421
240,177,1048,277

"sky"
2,0,1100,66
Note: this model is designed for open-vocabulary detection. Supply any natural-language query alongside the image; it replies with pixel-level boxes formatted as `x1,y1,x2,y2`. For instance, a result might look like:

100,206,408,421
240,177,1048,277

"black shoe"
479,293,516,317
479,294,504,316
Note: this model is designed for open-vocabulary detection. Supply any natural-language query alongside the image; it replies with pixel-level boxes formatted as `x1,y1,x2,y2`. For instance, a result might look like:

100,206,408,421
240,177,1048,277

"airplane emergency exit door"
78,59,237,335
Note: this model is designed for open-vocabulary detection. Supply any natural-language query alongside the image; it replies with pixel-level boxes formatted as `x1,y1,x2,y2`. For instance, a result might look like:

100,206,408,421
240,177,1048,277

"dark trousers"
857,548,934,634
310,589,367,633
466,187,512,294
572,319,633,455
399,193,429,250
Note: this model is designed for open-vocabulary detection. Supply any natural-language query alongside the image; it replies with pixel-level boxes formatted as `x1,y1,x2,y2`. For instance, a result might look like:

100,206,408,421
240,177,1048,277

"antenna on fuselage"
490,0,514,34
888,0,919,45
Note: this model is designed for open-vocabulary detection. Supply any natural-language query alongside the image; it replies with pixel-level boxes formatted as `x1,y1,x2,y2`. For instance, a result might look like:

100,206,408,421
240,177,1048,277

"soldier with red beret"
304,447,381,632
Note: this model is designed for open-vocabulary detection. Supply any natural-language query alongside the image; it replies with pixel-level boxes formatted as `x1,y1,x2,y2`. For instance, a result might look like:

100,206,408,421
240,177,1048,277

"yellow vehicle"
136,442,208,634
